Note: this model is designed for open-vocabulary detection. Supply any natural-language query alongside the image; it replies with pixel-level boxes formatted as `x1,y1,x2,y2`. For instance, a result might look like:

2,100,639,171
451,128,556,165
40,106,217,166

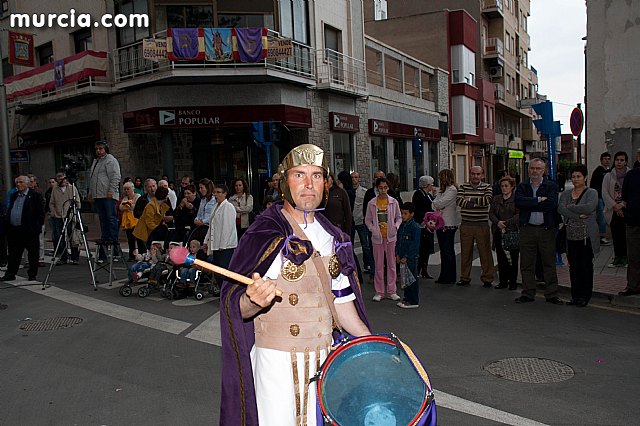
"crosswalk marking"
435,390,549,426
186,312,221,346
17,281,191,335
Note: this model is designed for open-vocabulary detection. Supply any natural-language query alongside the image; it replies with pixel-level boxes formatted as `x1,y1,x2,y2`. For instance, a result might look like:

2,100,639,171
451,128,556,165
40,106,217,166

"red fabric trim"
7,81,55,100
4,50,107,84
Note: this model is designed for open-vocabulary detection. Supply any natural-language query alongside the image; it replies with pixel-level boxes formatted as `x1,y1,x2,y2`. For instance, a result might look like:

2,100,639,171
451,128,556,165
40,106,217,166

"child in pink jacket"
365,177,403,301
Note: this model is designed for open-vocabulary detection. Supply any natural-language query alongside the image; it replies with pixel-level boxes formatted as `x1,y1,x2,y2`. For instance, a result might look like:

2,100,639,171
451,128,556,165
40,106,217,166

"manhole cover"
484,357,574,383
19,317,83,332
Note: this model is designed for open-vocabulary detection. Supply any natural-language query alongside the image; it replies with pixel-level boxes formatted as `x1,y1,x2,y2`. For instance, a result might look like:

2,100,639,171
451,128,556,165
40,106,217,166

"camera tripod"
42,183,97,290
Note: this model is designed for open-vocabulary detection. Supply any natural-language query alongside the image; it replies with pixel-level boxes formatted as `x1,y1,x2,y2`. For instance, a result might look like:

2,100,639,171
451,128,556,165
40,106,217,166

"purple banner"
171,28,200,59
233,28,266,63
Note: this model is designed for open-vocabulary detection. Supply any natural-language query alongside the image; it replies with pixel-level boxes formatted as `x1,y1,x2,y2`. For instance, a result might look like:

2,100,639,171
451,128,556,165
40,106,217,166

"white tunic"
251,219,355,425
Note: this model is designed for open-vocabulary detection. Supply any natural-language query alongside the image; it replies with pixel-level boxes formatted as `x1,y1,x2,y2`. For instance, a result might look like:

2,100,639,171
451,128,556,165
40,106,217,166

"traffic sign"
570,107,583,137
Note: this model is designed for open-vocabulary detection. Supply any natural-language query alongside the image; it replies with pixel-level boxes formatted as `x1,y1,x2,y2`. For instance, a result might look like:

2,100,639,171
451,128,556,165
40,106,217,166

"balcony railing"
9,77,112,106
484,37,504,57
315,48,366,95
482,0,504,13
113,30,315,84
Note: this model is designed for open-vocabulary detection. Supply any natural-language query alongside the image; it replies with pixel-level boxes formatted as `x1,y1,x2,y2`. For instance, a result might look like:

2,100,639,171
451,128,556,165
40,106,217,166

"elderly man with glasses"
0,176,45,281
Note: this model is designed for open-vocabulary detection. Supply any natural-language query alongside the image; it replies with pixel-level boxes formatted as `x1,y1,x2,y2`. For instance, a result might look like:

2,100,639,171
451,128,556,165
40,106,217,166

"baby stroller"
119,239,174,297
165,259,220,301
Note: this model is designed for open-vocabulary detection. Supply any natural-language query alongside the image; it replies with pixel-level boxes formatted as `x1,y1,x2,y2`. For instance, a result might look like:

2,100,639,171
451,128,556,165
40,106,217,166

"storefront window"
371,137,386,176
392,138,408,191
332,133,353,174
428,141,439,179
414,142,425,190
163,5,213,29
218,13,274,29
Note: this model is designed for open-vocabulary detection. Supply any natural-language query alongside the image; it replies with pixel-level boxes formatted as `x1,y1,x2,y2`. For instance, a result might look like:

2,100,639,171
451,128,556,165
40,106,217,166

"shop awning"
19,120,100,147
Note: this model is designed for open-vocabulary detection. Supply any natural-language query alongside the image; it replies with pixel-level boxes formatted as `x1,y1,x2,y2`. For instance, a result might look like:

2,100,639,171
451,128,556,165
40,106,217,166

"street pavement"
1,227,640,425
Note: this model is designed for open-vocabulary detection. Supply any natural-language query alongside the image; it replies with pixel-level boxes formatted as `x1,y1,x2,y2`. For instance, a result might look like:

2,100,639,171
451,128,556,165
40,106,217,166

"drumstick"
169,246,282,296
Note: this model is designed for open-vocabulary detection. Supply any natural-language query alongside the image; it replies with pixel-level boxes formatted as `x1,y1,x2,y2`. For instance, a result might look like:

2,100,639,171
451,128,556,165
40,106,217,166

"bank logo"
159,110,175,125
334,114,341,128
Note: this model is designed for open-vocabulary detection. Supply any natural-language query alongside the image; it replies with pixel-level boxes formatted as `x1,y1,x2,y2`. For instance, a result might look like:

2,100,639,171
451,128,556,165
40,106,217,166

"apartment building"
2,0,447,205
364,0,540,183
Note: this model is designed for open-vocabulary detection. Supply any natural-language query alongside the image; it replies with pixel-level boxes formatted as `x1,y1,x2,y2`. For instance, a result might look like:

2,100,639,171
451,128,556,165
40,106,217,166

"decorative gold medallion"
328,254,341,279
288,293,299,306
290,324,300,336
281,259,305,282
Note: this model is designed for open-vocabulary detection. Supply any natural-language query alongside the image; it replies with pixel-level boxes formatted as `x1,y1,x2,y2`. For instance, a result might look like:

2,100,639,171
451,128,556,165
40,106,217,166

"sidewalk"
553,243,640,308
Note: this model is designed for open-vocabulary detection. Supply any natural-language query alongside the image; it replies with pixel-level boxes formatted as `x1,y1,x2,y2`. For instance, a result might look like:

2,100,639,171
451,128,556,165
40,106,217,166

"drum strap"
281,209,342,331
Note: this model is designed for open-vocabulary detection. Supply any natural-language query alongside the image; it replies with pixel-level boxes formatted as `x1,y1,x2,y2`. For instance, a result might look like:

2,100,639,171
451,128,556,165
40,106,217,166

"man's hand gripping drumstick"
169,246,282,317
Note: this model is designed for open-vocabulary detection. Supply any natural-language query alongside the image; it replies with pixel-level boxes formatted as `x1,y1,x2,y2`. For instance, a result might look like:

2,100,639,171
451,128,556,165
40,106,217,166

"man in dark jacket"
412,175,435,278
0,176,45,281
590,152,611,245
514,159,563,305
620,167,640,295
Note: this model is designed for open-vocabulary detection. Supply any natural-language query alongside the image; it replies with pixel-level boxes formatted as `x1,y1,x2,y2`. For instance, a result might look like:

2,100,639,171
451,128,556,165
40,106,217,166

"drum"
315,334,436,426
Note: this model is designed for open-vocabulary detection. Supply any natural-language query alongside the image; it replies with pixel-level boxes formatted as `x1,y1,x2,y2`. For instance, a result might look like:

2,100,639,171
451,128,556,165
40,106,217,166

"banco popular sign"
159,109,221,127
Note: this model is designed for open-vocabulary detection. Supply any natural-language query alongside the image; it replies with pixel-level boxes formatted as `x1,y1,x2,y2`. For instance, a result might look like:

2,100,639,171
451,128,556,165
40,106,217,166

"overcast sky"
528,0,587,129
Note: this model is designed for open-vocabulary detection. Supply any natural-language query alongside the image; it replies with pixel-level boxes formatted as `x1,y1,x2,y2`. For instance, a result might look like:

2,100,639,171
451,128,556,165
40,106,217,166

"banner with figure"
204,28,233,62
167,28,205,61
53,59,65,87
232,28,267,63
8,31,35,67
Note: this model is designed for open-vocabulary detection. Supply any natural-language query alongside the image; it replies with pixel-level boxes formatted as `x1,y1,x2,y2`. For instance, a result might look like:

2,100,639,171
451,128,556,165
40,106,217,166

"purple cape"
219,204,370,425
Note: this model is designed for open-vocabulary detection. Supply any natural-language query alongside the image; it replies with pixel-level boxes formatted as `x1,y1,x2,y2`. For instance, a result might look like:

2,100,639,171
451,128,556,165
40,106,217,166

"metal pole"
547,134,557,182
0,32,13,193
576,103,583,164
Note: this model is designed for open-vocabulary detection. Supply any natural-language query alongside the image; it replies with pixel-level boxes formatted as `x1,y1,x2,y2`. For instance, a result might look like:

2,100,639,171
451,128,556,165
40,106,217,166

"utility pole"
576,103,583,164
0,30,12,193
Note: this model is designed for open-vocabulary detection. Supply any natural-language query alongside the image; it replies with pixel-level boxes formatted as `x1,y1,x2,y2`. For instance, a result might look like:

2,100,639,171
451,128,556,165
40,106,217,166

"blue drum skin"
316,334,436,426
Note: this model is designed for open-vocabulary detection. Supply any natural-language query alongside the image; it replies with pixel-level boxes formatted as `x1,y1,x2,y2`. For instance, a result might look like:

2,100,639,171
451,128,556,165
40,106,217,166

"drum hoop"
316,334,434,425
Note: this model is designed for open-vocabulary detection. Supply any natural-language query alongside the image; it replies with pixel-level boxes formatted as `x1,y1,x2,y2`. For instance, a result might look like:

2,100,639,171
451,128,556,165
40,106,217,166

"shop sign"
496,147,508,156
123,105,312,132
368,119,440,140
143,38,167,61
267,38,293,59
330,112,359,133
10,149,29,163
508,149,524,159
159,109,221,127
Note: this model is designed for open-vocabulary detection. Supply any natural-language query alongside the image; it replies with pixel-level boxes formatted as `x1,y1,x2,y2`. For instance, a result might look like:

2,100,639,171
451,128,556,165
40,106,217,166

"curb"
541,282,640,309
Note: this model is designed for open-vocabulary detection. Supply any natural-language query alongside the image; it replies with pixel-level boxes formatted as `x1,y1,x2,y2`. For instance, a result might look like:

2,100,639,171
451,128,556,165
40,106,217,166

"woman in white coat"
432,169,460,284
365,177,403,301
203,184,238,282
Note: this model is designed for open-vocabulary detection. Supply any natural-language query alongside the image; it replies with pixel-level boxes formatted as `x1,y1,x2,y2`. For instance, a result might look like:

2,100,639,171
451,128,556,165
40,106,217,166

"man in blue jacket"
0,176,45,282
514,159,563,305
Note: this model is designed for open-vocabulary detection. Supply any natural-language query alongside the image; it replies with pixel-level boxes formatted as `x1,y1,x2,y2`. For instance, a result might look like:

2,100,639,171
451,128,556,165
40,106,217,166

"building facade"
364,0,540,183
2,0,447,205
585,0,640,170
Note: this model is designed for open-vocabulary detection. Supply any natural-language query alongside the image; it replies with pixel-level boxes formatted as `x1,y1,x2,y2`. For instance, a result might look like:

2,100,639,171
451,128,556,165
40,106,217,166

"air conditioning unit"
489,66,503,78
